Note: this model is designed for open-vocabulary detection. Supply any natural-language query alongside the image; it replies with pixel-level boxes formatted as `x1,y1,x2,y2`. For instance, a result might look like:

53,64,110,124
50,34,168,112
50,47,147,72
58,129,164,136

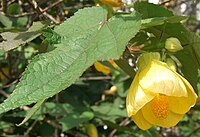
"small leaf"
0,13,12,28
0,22,45,51
60,111,94,131
92,98,127,117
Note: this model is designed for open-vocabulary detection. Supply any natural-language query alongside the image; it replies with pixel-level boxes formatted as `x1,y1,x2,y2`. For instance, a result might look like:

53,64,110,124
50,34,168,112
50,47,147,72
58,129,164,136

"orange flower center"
151,95,169,119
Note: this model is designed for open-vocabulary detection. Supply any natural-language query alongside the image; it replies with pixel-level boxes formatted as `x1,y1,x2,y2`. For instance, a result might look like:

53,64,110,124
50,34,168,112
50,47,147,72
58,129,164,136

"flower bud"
165,37,183,52
166,58,176,71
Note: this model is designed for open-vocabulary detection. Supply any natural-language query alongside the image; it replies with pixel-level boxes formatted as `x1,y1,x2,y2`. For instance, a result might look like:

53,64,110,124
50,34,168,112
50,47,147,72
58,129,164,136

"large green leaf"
175,47,198,91
0,7,141,114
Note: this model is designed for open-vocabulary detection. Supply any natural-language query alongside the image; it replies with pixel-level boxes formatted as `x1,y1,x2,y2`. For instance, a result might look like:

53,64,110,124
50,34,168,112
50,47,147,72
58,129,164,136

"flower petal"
139,60,187,97
132,110,153,130
177,72,198,99
142,100,184,128
169,75,197,114
126,74,155,117
137,52,160,70
94,62,110,74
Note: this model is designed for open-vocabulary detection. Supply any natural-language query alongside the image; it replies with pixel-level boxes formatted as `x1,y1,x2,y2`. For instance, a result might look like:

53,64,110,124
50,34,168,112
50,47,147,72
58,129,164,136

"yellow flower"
99,0,123,7
126,52,197,130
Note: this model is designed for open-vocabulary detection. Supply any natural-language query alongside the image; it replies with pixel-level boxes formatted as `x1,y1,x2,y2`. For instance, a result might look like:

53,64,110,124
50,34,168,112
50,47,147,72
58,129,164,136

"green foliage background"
0,0,200,136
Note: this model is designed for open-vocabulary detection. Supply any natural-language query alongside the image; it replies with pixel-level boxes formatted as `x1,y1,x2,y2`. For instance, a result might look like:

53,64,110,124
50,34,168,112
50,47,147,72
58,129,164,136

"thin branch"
42,11,59,24
159,0,171,5
0,89,9,98
42,0,64,12
27,0,43,15
80,76,112,81
54,94,60,137
2,0,7,13
5,0,64,18
47,120,62,130
108,118,131,137
24,120,38,136
5,11,36,18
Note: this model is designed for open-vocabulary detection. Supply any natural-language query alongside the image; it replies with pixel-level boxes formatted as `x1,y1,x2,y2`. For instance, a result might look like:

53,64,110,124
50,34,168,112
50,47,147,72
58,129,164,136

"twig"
5,0,64,19
80,76,112,81
24,120,38,136
108,118,131,137
54,94,60,137
2,0,7,13
43,0,64,12
7,0,16,6
7,53,12,79
47,120,62,129
20,105,30,111
0,89,9,98
29,0,60,24
2,78,18,88
42,11,59,24
27,0,43,15
5,12,36,18
159,0,171,5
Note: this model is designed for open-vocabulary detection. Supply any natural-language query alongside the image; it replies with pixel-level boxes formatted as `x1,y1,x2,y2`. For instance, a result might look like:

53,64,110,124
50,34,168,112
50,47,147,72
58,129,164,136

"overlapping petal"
169,75,197,114
132,110,153,130
139,60,187,97
126,74,155,117
142,100,184,128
